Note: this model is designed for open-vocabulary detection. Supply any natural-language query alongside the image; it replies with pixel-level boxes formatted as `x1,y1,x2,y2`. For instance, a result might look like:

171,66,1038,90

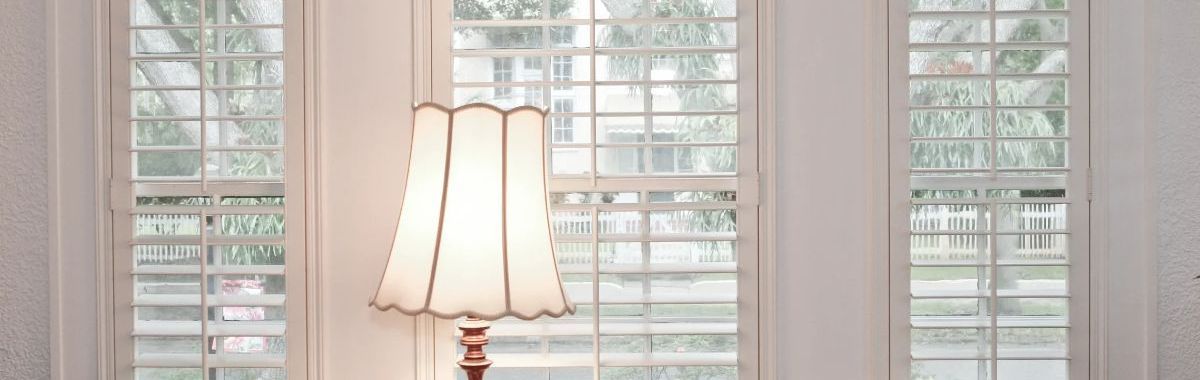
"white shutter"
432,0,759,378
894,0,1089,379
110,0,306,379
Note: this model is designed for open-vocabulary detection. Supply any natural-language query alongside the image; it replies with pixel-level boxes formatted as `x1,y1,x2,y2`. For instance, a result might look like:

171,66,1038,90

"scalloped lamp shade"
370,103,575,321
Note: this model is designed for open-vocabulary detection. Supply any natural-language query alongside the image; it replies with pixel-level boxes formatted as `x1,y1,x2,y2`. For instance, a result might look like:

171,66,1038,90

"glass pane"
649,241,736,264
995,80,1067,106
911,360,992,380
997,141,1066,168
597,85,646,112
596,0,644,19
911,234,989,264
910,51,991,75
454,0,542,20
911,328,991,358
649,210,735,234
910,79,990,106
596,117,645,143
996,233,1067,263
652,334,736,353
997,0,1067,10
997,328,1067,357
134,90,201,117
551,148,591,175
211,89,284,116
135,61,201,86
652,367,736,380
652,115,737,143
134,29,204,54
209,0,284,24
996,50,1067,74
211,368,286,380
910,0,988,11
911,110,990,138
650,146,736,174
596,25,647,48
910,141,992,170
653,0,736,17
911,267,990,295
597,55,644,80
651,84,736,112
997,360,1067,380
134,0,200,25
995,18,1067,42
911,298,989,318
997,110,1067,137
207,151,285,178
911,204,989,232
910,19,990,43
207,120,284,147
652,53,736,80
136,152,202,177
136,368,203,380
135,121,201,147
652,23,736,47
453,26,543,49
205,59,285,86
598,147,646,175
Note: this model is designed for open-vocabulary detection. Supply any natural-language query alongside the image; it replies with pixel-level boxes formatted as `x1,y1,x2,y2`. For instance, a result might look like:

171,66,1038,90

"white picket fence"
910,203,1067,261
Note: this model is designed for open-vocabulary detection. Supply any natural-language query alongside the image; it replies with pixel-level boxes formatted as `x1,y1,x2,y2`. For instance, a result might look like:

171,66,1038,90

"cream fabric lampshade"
370,103,575,320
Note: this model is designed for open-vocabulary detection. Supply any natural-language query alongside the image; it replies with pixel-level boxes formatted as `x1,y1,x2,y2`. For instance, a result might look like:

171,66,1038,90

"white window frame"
412,0,775,378
104,0,310,378
888,0,1092,378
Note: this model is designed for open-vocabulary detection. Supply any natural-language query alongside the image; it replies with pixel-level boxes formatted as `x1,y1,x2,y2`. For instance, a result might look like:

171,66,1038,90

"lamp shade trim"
369,103,575,322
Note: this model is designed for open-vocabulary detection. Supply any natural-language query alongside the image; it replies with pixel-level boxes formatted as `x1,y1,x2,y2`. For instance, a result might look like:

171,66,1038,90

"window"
894,1,1089,379
436,0,757,378
109,0,305,379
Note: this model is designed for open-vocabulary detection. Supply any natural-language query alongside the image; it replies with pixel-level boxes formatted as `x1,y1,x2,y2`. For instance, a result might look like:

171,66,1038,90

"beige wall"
0,1,50,379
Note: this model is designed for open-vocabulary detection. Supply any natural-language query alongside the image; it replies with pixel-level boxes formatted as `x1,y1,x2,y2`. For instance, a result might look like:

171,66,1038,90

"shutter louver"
112,0,304,378
441,0,755,378
900,0,1088,379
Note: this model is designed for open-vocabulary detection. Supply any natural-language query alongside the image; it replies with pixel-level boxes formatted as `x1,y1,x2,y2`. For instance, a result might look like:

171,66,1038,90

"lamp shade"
370,103,575,321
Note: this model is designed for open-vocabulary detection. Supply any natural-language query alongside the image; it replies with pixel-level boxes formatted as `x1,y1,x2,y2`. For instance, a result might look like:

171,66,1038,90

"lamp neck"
458,316,493,380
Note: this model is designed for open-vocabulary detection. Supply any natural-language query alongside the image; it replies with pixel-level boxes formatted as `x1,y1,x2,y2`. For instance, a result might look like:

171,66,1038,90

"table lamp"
370,103,576,380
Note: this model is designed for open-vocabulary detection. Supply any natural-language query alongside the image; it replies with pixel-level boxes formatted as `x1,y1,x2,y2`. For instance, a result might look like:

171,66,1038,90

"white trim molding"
1089,0,1159,378
48,0,110,379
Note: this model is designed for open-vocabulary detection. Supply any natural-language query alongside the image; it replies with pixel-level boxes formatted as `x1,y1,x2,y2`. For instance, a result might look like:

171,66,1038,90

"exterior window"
110,0,305,378
896,1,1089,379
441,0,756,378
493,57,515,100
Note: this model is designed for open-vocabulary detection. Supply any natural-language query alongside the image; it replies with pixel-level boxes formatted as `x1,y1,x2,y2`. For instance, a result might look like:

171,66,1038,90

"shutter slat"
558,263,737,275
133,294,286,307
133,321,286,337
133,265,286,275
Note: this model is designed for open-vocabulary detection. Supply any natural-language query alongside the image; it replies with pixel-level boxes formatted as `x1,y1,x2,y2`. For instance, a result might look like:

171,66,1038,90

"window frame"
419,0,768,378
105,0,309,378
887,0,1092,379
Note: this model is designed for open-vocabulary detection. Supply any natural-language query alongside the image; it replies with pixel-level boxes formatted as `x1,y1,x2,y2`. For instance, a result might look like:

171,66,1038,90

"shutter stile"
903,0,1088,378
114,0,301,378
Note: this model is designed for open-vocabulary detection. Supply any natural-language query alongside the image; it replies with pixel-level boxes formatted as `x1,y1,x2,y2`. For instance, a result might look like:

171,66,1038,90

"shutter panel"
437,0,756,378
112,0,305,378
899,1,1088,379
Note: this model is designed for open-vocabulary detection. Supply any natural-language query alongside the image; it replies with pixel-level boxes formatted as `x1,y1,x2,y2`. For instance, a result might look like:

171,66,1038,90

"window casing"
892,1,1090,379
431,0,760,378
109,0,307,378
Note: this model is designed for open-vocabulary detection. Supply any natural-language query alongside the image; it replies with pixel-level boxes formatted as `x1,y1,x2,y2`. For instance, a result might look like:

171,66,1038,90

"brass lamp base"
458,316,493,380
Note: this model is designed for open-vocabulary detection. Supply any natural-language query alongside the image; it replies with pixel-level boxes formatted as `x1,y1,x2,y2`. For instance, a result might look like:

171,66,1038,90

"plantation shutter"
895,0,1089,379
109,0,306,379
430,0,760,378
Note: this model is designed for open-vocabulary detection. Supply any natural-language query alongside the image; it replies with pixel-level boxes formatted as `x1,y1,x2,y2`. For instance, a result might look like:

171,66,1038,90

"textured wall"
1157,0,1200,378
0,0,50,379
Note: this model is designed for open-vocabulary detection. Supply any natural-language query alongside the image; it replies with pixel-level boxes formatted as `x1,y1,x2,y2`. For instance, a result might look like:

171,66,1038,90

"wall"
774,0,889,378
316,1,420,378
0,1,50,379
1156,0,1200,378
